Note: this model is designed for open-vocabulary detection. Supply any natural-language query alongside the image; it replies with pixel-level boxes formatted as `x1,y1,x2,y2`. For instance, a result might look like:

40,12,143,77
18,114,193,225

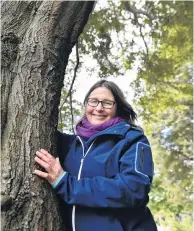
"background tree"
1,1,94,230
133,2,193,230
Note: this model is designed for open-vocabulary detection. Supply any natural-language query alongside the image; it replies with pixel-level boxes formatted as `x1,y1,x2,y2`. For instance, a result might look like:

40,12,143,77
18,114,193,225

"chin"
91,120,105,125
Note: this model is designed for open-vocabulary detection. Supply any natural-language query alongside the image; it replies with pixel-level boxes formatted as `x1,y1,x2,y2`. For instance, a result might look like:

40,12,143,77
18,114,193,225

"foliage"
131,2,193,230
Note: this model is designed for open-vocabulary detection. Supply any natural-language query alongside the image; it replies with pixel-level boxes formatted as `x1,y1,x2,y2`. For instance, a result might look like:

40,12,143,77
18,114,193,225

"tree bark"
1,1,94,230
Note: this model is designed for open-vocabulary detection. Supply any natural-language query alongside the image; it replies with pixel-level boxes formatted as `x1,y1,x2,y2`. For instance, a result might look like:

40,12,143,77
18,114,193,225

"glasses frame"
87,98,115,109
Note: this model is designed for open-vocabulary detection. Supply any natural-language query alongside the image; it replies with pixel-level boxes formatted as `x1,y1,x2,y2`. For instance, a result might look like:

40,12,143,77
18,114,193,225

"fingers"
35,149,55,171
34,149,63,184
35,156,49,170
36,149,51,158
36,150,50,163
34,169,48,179
35,149,54,163
56,157,60,164
40,149,50,156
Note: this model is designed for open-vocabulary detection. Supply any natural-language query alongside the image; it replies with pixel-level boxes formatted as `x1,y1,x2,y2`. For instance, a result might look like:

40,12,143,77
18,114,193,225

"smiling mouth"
93,115,106,118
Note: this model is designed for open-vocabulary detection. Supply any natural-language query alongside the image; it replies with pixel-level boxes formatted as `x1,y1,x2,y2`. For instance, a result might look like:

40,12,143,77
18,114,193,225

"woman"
34,80,158,231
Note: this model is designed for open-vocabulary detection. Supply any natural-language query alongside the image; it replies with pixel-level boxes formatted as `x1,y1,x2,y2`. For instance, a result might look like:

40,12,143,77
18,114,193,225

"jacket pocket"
135,142,154,179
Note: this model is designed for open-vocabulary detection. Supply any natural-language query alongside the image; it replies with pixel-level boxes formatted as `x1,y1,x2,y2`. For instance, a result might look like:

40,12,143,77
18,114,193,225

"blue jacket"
56,121,158,231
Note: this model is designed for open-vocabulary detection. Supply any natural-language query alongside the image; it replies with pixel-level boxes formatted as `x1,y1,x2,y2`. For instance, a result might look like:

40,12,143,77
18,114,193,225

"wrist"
52,171,66,188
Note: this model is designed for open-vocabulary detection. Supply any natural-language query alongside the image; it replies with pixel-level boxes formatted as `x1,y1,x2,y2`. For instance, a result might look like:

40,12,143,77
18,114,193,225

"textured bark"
1,1,94,230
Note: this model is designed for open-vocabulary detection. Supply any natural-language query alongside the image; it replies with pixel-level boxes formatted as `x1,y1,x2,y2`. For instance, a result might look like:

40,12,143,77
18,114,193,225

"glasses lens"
87,99,115,108
102,101,114,109
88,99,98,107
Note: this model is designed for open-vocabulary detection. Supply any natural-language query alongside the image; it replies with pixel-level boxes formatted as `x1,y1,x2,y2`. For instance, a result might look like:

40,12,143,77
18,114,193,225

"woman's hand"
34,149,64,185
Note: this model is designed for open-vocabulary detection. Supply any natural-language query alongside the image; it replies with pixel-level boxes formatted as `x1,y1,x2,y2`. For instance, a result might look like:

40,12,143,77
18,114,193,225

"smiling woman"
34,80,158,231
85,87,117,125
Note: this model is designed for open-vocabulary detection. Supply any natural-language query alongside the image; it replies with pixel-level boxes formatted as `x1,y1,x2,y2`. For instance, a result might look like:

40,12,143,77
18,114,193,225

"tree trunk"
1,1,94,230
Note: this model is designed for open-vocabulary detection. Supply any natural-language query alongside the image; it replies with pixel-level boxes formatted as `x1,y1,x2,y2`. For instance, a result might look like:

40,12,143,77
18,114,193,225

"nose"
95,102,104,110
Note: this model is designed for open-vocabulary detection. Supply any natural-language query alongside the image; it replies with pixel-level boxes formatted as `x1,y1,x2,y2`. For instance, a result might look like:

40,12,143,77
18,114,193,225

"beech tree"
1,1,94,230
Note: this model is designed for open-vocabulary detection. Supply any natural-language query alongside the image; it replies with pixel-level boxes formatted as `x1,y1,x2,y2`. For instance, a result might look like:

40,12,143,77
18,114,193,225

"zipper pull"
140,146,144,170
78,158,85,180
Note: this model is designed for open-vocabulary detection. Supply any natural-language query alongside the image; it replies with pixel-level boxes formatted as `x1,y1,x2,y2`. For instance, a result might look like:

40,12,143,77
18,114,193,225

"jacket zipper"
72,137,96,231
140,146,144,170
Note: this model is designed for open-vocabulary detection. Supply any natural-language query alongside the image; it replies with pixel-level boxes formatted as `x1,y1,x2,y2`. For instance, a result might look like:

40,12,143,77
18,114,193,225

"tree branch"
59,41,80,128
69,91,75,134
179,153,193,161
123,2,155,20
137,20,149,59
112,3,124,50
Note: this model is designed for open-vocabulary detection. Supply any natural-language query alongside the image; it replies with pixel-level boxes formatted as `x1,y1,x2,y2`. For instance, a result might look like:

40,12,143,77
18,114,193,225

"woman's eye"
104,101,112,105
90,100,97,103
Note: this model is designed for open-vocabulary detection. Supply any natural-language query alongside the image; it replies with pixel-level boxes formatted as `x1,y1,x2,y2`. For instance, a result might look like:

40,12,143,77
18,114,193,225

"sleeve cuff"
52,171,66,189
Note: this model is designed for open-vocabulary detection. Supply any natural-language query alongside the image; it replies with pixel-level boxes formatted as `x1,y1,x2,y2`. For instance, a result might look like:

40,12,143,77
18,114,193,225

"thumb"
56,157,61,165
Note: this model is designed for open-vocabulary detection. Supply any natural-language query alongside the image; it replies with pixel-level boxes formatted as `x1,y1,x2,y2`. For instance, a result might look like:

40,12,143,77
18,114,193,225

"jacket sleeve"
54,134,154,208
56,131,76,165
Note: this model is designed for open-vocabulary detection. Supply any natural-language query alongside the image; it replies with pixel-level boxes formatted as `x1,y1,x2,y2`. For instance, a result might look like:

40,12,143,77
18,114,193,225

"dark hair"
83,80,137,125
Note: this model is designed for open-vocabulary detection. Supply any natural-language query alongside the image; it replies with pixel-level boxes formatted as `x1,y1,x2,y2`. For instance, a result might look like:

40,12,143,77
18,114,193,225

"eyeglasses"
87,98,115,109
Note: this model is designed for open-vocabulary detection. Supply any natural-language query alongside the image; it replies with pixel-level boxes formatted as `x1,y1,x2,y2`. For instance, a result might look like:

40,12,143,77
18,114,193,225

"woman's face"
85,87,117,125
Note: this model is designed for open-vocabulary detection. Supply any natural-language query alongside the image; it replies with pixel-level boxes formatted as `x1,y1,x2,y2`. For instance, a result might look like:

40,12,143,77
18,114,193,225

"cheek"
110,106,117,117
111,111,116,118
85,105,93,115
